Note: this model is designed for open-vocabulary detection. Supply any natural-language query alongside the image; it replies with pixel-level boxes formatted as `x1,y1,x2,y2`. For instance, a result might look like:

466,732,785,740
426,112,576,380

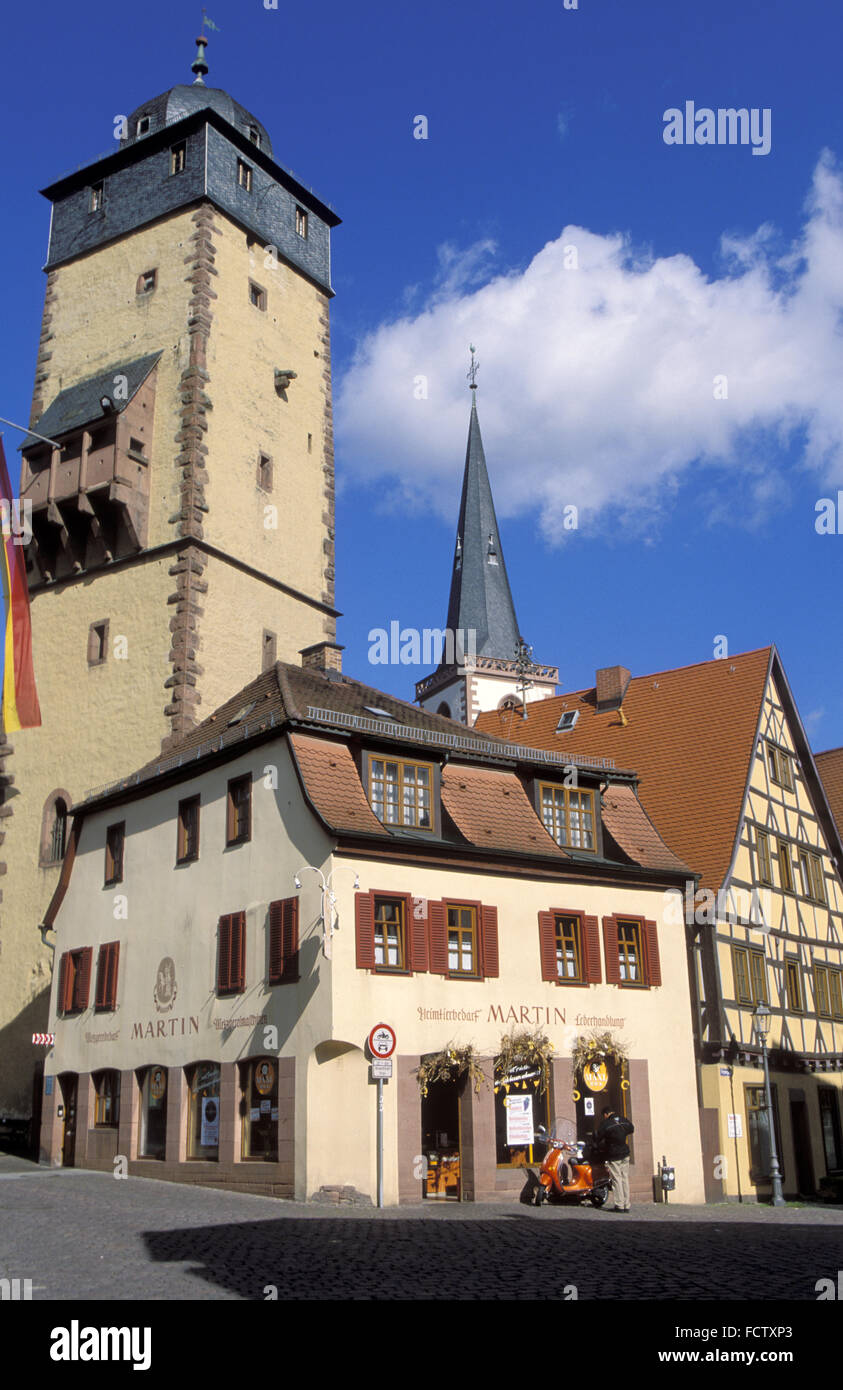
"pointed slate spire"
444,362,522,661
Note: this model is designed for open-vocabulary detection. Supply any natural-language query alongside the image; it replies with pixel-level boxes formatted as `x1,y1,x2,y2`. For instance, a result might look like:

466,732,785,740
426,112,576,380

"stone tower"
416,370,557,725
0,38,340,1124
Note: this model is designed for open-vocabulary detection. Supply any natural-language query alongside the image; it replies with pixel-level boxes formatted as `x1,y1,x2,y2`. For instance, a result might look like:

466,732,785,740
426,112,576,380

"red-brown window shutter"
107,941,120,1007
538,912,557,982
428,900,448,974
583,915,602,984
643,919,661,987
408,895,429,973
269,898,299,984
218,914,232,992
231,911,246,992
355,891,375,969
602,916,622,986
58,953,70,1013
481,905,499,978
95,942,119,1009
75,947,93,1010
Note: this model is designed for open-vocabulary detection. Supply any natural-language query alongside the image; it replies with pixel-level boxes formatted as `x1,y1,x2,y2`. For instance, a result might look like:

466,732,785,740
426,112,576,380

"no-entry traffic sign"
368,1022,396,1058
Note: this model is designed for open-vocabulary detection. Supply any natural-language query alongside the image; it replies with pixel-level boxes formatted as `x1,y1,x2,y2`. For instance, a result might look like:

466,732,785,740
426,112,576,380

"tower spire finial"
192,11,219,85
467,344,479,392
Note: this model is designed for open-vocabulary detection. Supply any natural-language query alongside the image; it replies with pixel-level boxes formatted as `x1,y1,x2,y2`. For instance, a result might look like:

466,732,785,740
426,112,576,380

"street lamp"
752,1003,785,1207
293,865,338,959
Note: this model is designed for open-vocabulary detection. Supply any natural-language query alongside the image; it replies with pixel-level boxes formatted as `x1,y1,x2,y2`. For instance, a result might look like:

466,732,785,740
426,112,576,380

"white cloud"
335,152,843,544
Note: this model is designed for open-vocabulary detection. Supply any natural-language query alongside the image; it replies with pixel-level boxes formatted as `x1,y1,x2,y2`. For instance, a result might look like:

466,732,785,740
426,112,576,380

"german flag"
0,437,40,730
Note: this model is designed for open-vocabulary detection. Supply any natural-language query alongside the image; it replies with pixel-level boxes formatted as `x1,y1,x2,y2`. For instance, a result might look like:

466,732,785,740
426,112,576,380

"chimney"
595,665,631,712
300,641,344,676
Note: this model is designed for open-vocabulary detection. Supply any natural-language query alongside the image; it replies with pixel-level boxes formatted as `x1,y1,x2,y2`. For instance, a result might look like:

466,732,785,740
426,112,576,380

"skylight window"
556,710,579,733
364,706,396,721
228,701,257,727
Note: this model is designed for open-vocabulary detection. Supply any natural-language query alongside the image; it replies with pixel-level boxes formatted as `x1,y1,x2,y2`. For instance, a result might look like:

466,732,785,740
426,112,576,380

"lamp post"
293,865,337,959
752,1003,785,1207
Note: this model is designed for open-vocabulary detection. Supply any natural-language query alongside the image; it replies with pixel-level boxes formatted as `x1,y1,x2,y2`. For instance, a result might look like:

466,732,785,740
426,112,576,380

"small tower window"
257,452,273,491
295,207,308,239
170,142,186,176
248,125,261,147
307,433,312,454
136,269,157,295
128,437,147,461
136,116,151,136
487,534,499,565
88,619,109,666
238,160,253,192
89,182,104,212
248,280,267,311
50,799,68,862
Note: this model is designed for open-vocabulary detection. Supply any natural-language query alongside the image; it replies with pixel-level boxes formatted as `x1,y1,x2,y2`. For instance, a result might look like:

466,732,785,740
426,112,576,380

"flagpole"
0,416,62,449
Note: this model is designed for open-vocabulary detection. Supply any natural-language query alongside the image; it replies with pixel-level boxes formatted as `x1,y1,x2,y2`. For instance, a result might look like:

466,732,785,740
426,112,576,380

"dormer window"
556,710,579,733
368,755,433,830
248,125,261,147
136,116,151,136
539,783,596,852
89,182,104,212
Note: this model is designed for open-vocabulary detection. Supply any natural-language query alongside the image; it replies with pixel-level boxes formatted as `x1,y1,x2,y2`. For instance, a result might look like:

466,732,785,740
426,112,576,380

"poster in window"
201,1097,219,1147
254,1060,275,1095
150,1067,166,1101
505,1094,534,1146
583,1060,608,1092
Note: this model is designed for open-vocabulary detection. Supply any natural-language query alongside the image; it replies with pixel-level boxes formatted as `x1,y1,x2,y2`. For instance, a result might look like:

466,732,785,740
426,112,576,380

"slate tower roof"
444,393,522,661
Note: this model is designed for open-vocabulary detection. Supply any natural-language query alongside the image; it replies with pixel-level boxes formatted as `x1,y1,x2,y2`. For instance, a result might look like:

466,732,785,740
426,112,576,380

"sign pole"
377,1076,384,1209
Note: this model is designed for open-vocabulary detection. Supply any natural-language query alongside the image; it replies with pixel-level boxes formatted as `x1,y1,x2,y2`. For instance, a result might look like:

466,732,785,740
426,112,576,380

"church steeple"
415,352,558,725
444,388,522,660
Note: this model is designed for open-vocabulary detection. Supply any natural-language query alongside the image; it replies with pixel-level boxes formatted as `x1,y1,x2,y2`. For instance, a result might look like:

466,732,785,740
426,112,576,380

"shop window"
732,945,767,1005
240,1058,279,1159
539,911,601,984
104,822,124,885
819,1088,843,1172
57,947,92,1015
354,891,428,974
269,898,299,984
94,941,120,1011
745,1084,784,1182
177,796,200,864
138,1066,167,1159
226,774,251,845
217,911,246,994
368,755,433,830
494,1060,550,1168
602,916,661,988
539,784,595,852
186,1062,220,1160
92,1070,120,1128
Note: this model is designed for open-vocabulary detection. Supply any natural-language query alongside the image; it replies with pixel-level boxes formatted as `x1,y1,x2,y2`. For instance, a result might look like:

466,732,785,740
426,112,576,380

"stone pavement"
1,1155,842,1301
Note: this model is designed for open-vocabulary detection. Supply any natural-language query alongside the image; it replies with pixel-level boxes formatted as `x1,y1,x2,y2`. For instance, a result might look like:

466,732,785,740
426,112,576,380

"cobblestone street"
2,1155,842,1302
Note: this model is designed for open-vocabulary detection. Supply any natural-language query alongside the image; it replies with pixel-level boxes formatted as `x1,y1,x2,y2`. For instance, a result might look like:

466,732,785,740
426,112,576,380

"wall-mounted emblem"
255,1060,275,1095
582,1060,608,1093
153,957,177,1014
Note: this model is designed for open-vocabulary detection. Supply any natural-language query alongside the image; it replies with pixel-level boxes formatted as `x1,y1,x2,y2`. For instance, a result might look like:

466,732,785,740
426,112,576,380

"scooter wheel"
534,1185,547,1207
590,1187,609,1208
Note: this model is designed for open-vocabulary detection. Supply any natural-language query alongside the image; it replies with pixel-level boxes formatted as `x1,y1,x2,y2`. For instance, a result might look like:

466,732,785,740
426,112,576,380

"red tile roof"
288,734,388,838
441,765,568,859
815,748,843,844
476,648,773,889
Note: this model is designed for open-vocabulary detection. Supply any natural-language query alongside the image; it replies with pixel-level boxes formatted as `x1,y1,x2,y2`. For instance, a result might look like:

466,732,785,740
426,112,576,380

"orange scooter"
534,1121,612,1208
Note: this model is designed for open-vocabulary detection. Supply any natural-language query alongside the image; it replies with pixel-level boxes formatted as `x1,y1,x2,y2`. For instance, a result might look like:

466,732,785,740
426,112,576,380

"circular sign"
583,1060,608,1093
255,1060,275,1095
368,1022,396,1058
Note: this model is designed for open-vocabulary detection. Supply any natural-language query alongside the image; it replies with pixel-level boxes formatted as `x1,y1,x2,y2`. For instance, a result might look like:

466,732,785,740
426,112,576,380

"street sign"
368,1022,396,1058
32,1033,54,1046
372,1059,393,1079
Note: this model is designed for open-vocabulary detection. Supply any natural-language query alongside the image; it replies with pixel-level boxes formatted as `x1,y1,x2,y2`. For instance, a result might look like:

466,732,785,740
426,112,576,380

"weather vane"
467,344,479,390
200,9,220,36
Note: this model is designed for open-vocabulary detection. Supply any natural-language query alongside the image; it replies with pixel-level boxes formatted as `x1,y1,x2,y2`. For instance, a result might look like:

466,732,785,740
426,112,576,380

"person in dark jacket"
596,1107,634,1211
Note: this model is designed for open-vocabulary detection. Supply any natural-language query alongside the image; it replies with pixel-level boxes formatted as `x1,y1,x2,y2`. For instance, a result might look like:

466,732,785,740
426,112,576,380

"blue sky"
2,0,842,747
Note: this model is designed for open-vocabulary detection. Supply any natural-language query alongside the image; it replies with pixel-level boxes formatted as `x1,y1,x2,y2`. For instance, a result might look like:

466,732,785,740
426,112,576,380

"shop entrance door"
59,1074,77,1168
421,1078,461,1199
790,1098,815,1196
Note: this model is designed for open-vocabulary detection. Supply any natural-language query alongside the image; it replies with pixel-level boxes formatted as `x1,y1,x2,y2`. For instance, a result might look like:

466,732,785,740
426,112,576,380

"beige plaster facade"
40,730,706,1205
